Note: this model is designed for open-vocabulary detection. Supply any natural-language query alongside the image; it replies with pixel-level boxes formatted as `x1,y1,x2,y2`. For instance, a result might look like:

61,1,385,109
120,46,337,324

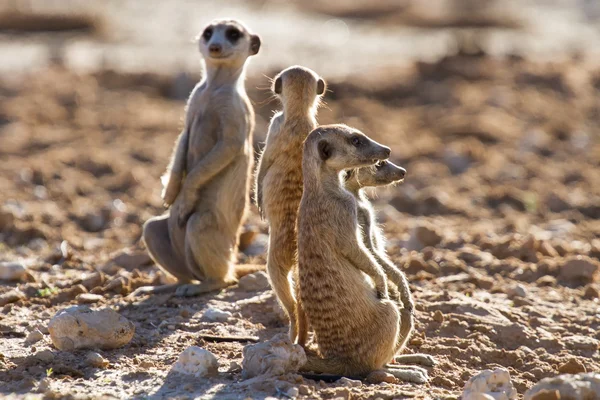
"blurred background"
1,1,600,397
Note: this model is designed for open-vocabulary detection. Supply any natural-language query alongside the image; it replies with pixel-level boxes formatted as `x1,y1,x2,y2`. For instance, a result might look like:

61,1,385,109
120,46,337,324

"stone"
0,262,26,281
239,231,259,252
86,351,109,368
433,310,445,323
110,249,152,270
286,387,299,398
77,293,104,304
524,373,600,400
406,223,442,251
35,350,55,363
171,346,219,377
559,256,599,284
507,284,527,298
48,306,135,350
583,285,599,299
562,335,599,354
462,368,517,400
242,234,268,256
237,271,270,292
339,377,361,387
25,329,44,345
242,333,307,379
203,307,232,323
558,358,586,374
0,289,25,306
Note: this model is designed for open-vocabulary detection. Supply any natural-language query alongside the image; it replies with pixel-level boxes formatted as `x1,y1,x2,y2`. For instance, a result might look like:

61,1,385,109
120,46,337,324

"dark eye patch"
226,28,242,43
202,28,213,41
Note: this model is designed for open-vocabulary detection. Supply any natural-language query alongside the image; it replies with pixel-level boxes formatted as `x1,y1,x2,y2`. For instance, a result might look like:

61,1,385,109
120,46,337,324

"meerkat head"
305,124,391,173
344,160,406,192
272,66,326,113
198,20,261,66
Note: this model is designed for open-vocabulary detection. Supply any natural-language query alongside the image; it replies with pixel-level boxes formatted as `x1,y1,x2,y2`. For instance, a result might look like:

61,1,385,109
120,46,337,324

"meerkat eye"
351,137,361,147
202,28,213,41
226,28,242,42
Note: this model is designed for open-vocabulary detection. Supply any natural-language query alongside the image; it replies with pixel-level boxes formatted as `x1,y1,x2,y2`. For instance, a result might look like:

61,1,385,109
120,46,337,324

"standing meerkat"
142,19,261,296
254,66,325,342
296,124,431,383
343,162,435,366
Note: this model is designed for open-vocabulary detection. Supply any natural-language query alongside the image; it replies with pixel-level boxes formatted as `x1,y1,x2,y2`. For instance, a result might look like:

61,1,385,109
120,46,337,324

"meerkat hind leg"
175,279,234,297
392,354,437,367
143,216,193,281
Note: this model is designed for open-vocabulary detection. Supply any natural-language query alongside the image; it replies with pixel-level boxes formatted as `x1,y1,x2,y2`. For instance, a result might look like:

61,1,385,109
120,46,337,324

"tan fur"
142,20,262,296
254,66,325,342
296,124,429,383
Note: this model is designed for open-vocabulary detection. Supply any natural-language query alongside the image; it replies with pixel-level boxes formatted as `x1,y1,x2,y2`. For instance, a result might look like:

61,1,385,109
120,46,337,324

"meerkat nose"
398,167,406,179
209,44,222,55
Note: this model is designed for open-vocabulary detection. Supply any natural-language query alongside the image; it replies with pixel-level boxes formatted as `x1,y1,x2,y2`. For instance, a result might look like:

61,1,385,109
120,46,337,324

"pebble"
433,310,445,323
110,249,152,270
462,368,517,400
298,385,311,395
286,387,299,398
242,333,307,379
0,289,25,306
584,285,599,299
524,373,600,400
77,293,104,304
242,234,269,256
558,358,586,374
35,350,55,363
0,262,27,281
86,351,109,368
562,335,599,354
237,271,270,292
507,284,527,298
406,223,442,251
25,329,44,345
339,377,362,387
171,346,219,377
203,307,232,323
227,361,242,373
48,306,135,350
37,377,51,393
559,255,599,284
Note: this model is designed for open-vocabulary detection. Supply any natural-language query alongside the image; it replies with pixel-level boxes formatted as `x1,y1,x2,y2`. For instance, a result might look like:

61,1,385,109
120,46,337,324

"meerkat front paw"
376,280,389,299
161,180,181,208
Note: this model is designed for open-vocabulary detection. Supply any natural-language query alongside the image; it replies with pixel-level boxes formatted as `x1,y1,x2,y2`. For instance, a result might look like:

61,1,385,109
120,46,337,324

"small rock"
558,358,586,374
81,272,106,291
584,285,599,299
339,377,361,387
286,387,299,398
110,249,152,270
524,373,600,400
239,231,259,252
171,346,219,377
507,284,527,298
433,310,444,323
203,307,232,323
559,256,599,284
0,289,25,306
0,262,27,281
80,212,106,232
242,233,268,256
406,223,442,251
227,361,242,373
86,351,109,368
25,329,44,345
538,241,559,258
242,333,307,379
563,335,599,354
463,368,517,400
237,271,270,292
77,293,104,304
298,385,311,395
35,350,55,363
48,306,135,350
37,377,51,393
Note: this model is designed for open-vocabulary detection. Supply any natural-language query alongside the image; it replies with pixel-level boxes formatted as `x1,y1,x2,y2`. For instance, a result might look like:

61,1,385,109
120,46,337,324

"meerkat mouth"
375,160,387,169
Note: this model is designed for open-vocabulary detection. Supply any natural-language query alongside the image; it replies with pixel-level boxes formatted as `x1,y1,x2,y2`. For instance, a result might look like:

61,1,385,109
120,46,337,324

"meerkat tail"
233,264,265,279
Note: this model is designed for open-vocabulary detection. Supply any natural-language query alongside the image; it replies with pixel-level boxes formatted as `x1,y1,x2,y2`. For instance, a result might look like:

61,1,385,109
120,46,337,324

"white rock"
242,333,307,379
507,284,527,298
86,351,109,368
238,271,270,292
463,368,517,400
25,329,44,345
524,373,600,400
171,346,219,377
0,262,26,281
286,387,299,398
339,377,362,387
203,307,232,322
48,306,135,350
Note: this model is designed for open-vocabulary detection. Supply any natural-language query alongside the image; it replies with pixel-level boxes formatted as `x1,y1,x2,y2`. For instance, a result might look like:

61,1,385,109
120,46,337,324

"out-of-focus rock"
506,284,527,298
242,233,268,256
405,222,442,251
242,333,306,379
81,272,106,291
86,351,109,368
34,350,55,363
25,329,44,345
48,306,135,350
110,249,152,270
559,256,599,284
203,307,232,323
171,346,219,377
462,368,517,400
0,262,27,281
239,231,258,252
558,358,586,374
0,289,25,306
77,293,104,304
524,373,600,400
238,271,270,292
562,335,599,354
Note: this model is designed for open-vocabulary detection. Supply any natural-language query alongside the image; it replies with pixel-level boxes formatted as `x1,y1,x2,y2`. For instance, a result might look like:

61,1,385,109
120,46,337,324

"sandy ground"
1,1,600,399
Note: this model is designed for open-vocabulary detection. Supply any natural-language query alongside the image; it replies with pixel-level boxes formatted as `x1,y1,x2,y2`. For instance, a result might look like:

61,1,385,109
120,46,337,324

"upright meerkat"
142,20,261,296
254,66,325,342
297,124,432,383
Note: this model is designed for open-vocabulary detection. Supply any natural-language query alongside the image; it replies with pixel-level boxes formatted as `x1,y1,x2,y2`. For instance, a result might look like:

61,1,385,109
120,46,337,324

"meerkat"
142,19,262,297
343,162,435,366
296,124,431,383
253,66,325,342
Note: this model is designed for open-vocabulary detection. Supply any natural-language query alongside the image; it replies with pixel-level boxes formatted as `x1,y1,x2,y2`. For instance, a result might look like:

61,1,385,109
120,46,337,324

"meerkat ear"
274,77,282,94
317,78,326,95
318,140,332,161
250,34,261,55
